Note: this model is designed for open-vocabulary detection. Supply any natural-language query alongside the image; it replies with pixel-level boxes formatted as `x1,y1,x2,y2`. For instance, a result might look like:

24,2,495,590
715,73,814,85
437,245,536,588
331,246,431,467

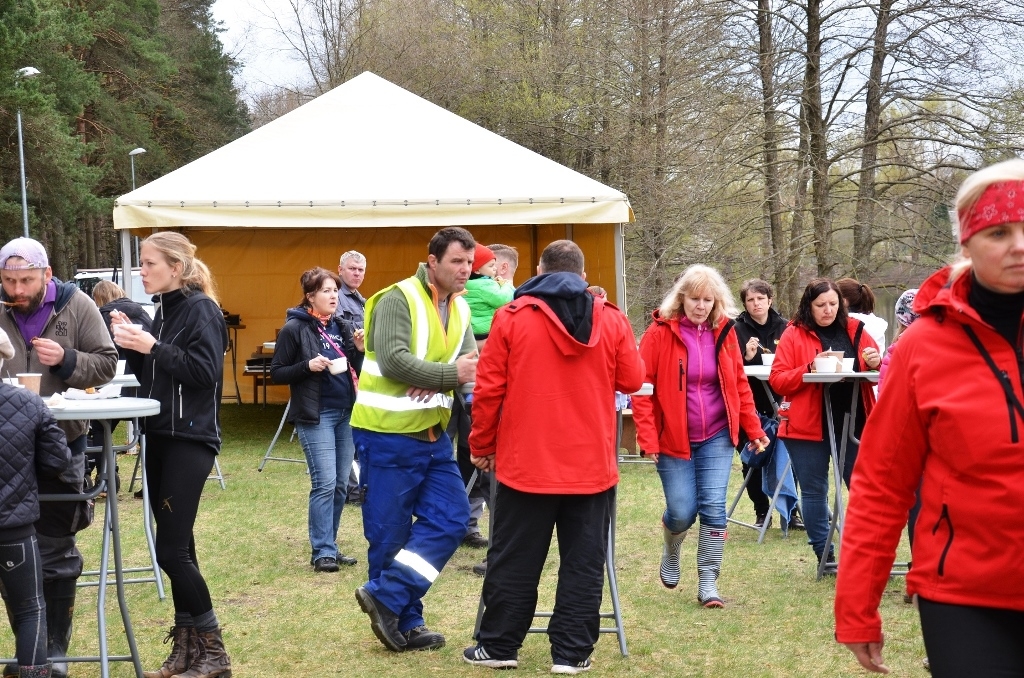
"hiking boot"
551,657,592,674
462,645,518,669
336,554,357,566
659,523,688,589
355,587,407,652
790,508,805,530
171,627,231,678
404,625,445,651
144,626,196,678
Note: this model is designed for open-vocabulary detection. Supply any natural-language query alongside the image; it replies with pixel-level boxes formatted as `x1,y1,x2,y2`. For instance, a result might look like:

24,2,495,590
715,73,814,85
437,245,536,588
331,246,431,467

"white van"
74,268,156,318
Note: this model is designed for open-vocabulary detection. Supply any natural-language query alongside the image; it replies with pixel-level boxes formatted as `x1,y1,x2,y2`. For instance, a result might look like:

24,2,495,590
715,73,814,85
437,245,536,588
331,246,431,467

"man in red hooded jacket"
463,240,644,675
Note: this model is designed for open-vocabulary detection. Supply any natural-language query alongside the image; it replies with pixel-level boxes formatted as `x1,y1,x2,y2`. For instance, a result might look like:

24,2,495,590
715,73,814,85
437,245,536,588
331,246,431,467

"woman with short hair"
836,159,1024,675
271,267,364,573
633,265,767,608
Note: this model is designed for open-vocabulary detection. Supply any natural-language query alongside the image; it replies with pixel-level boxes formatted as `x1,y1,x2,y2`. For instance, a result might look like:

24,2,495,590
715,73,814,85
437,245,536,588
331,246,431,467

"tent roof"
113,72,632,230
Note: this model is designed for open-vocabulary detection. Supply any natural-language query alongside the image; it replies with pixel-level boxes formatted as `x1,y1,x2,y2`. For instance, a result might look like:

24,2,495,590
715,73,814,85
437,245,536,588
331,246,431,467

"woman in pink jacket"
835,159,1024,676
633,265,767,608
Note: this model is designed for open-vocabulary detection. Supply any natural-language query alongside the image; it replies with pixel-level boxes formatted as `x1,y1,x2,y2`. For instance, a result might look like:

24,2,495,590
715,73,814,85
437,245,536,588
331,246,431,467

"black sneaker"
551,657,592,674
313,557,339,573
462,532,489,549
355,587,407,652
754,512,771,529
404,625,446,651
462,644,517,669
790,508,806,530
472,559,487,576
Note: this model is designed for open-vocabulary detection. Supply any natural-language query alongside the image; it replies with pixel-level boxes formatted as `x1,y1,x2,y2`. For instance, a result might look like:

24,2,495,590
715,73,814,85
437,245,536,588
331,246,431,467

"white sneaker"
551,658,591,674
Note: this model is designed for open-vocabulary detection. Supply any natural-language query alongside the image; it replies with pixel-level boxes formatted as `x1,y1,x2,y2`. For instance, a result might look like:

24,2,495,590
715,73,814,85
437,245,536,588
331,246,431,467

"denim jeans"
296,408,356,561
656,428,734,532
783,437,858,559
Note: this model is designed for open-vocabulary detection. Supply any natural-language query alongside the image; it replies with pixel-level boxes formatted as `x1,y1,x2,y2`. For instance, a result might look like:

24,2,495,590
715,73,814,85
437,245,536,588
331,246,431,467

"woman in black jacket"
112,232,231,678
271,267,364,573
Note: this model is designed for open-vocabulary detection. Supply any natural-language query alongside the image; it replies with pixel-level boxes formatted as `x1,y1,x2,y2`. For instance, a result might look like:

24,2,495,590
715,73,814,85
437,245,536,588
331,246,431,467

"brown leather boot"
143,626,196,678
171,628,231,678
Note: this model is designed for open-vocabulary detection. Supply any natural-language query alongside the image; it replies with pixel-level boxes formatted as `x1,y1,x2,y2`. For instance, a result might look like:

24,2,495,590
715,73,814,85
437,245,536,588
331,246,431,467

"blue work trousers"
353,428,470,632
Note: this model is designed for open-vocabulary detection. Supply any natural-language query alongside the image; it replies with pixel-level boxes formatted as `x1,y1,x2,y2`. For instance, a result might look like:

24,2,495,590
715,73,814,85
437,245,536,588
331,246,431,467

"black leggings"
0,534,47,666
146,435,216,617
919,597,1024,677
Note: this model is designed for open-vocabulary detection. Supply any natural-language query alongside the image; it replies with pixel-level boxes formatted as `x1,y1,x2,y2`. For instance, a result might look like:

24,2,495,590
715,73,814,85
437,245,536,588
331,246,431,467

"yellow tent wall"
183,224,619,404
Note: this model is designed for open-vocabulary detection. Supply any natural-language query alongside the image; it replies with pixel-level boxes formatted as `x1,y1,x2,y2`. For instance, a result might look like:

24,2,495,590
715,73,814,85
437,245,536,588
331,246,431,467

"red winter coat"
469,295,644,494
632,312,764,458
835,266,1024,643
768,319,877,441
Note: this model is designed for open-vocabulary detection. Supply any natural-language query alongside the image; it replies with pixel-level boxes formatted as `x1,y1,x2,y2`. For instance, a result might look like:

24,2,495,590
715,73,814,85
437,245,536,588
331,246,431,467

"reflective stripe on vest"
351,275,468,433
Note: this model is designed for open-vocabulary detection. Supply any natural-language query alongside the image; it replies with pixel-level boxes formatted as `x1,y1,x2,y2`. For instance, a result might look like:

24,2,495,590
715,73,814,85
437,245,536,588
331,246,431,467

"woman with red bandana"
835,159,1024,675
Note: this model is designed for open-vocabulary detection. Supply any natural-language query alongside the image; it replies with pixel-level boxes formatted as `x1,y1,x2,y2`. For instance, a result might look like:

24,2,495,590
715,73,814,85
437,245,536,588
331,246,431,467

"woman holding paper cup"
769,278,880,571
270,267,364,573
110,231,232,678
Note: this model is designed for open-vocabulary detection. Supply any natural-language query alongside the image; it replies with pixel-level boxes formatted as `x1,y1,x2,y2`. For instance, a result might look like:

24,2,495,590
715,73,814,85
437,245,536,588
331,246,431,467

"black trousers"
478,483,612,663
740,463,770,516
0,534,47,666
146,435,216,616
919,597,1024,677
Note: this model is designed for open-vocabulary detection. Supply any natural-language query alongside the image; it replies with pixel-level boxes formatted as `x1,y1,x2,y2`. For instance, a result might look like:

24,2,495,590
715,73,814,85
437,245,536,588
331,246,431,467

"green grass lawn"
36,405,921,677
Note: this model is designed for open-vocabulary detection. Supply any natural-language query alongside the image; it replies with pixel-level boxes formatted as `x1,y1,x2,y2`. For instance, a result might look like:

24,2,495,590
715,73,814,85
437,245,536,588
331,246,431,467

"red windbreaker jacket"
469,295,644,494
768,318,877,441
632,312,764,459
835,266,1024,643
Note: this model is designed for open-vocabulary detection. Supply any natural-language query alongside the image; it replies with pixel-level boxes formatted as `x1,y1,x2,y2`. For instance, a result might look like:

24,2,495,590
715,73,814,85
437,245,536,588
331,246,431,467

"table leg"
817,384,845,580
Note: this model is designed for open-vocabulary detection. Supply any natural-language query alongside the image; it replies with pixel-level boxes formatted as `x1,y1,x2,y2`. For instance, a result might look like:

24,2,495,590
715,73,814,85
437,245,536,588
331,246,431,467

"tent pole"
120,229,133,296
614,222,626,312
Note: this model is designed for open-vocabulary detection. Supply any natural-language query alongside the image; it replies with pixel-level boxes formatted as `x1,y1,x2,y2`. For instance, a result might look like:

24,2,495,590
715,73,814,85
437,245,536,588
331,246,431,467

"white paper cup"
16,373,42,394
842,357,855,372
813,356,837,374
328,356,348,375
760,353,775,366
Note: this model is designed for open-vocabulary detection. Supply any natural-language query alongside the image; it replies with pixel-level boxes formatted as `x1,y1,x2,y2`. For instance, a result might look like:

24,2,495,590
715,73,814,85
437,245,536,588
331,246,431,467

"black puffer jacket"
0,384,74,540
270,307,363,425
125,288,228,447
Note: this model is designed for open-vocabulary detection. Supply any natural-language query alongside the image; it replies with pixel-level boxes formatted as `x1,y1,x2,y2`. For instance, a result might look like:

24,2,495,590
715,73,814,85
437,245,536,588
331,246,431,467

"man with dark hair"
734,278,802,530
464,239,644,674
0,237,118,678
351,226,479,653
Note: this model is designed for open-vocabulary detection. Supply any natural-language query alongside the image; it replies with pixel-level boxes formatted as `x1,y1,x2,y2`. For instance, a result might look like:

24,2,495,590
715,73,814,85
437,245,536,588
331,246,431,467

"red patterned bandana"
960,180,1024,244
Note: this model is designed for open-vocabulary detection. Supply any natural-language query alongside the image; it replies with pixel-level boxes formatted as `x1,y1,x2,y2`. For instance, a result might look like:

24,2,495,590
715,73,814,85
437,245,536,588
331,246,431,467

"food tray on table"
64,384,123,400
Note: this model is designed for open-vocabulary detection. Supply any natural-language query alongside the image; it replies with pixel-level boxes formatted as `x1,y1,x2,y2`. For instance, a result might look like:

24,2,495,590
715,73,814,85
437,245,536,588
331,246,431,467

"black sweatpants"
478,483,612,663
0,533,48,666
146,435,216,616
919,597,1024,677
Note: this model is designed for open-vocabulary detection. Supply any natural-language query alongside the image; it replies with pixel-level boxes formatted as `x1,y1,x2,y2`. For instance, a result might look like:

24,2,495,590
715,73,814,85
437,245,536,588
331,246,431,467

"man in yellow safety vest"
352,226,479,653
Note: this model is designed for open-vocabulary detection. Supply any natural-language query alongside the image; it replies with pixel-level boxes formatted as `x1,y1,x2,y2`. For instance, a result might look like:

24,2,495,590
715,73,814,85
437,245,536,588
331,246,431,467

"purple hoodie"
679,316,728,442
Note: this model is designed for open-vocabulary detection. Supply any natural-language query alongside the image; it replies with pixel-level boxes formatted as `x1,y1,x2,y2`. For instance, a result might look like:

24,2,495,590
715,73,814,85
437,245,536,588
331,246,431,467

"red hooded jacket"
768,318,877,441
469,291,644,494
632,312,764,458
835,266,1024,643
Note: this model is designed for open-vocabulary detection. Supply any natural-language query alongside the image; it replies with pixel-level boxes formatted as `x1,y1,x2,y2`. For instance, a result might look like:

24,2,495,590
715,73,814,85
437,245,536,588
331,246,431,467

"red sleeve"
834,342,927,643
769,325,810,396
612,312,644,395
469,310,510,457
631,324,662,454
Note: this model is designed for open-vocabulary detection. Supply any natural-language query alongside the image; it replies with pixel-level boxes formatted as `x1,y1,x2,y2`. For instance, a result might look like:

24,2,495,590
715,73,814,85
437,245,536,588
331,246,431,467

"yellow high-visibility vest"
351,276,469,434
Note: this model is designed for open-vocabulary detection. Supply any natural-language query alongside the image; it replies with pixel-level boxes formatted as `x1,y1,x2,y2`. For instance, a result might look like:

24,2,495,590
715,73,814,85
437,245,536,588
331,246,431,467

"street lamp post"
15,66,40,238
128,148,146,266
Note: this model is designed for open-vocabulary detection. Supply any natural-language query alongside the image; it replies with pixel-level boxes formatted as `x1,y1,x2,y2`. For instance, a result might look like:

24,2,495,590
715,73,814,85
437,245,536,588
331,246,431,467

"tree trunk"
756,0,785,289
803,0,833,277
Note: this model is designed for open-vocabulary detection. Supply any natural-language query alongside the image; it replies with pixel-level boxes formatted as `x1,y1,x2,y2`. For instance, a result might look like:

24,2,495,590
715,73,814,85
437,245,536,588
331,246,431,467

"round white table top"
48,396,161,420
108,374,141,388
802,371,879,383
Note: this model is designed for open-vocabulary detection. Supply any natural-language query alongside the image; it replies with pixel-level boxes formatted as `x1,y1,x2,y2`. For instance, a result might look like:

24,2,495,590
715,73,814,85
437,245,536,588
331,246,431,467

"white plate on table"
64,384,122,400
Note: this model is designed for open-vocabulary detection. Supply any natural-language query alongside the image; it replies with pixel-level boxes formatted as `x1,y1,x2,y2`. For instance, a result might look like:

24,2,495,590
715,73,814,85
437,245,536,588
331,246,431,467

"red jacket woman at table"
835,159,1024,676
633,265,767,608
768,278,880,572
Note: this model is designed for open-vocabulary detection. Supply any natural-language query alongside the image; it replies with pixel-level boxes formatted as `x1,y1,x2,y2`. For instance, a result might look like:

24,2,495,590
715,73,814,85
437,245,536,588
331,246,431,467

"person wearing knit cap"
463,243,514,344
836,158,1024,675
